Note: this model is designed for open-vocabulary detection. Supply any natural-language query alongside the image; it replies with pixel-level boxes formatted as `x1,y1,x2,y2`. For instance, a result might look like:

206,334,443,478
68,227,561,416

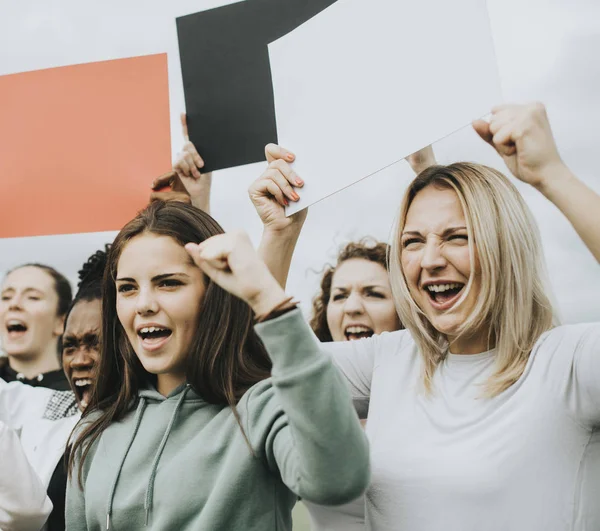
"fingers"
185,242,229,273
180,113,189,141
472,119,493,145
149,191,191,204
249,155,304,207
492,124,517,156
265,143,295,164
151,170,176,191
174,143,205,180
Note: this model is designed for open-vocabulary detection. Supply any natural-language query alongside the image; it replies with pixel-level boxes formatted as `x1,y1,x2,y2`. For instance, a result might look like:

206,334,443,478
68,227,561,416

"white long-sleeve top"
0,421,53,531
320,323,600,530
0,378,79,487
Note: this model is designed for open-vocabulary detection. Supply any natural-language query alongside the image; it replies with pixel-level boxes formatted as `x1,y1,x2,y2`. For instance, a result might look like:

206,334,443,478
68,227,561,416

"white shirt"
0,420,53,531
0,378,80,487
323,323,600,531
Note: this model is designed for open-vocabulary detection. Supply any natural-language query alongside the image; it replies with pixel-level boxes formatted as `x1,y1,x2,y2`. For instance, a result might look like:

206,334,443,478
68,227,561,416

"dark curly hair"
310,238,399,342
63,244,111,327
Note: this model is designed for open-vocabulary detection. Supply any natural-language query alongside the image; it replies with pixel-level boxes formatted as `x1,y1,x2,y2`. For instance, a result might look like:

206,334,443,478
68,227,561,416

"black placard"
176,0,339,172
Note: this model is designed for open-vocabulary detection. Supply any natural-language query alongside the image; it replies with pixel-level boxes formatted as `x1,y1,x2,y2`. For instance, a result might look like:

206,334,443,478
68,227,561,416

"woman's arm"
0,421,53,531
0,378,53,429
473,102,600,263
255,309,370,505
151,113,213,213
251,144,436,288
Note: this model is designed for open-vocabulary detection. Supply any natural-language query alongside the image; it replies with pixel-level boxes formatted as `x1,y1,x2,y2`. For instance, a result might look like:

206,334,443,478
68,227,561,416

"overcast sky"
0,0,598,324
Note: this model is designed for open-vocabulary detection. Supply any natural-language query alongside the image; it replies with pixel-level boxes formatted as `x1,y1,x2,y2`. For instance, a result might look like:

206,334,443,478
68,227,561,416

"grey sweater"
66,309,370,530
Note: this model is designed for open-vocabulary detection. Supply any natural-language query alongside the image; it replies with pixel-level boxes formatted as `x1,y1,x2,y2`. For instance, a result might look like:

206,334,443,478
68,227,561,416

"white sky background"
0,0,598,324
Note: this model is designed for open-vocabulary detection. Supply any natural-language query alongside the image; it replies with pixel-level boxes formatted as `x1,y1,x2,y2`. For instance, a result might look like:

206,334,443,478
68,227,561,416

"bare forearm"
258,227,302,289
538,164,600,263
190,175,213,214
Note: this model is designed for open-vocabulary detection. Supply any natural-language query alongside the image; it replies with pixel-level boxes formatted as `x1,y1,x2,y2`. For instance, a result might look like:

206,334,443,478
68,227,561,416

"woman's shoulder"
534,322,600,352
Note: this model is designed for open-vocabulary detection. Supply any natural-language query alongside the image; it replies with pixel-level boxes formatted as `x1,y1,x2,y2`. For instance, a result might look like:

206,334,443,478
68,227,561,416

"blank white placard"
268,0,502,215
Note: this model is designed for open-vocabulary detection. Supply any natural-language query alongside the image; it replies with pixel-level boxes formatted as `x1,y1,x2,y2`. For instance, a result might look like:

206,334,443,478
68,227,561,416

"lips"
423,282,465,311
136,325,173,352
5,318,28,341
344,324,374,341
72,377,93,410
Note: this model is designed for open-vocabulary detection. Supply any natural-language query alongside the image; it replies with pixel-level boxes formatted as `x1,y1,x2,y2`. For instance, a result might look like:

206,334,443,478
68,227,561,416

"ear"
53,314,66,337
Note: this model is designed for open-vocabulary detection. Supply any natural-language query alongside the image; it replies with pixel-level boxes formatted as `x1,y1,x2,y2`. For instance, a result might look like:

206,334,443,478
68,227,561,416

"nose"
343,292,365,316
135,287,159,316
7,295,23,311
420,238,447,272
70,347,94,369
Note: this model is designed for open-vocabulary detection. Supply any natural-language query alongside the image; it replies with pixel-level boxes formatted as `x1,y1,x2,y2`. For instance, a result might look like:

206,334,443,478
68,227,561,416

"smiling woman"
66,201,369,531
252,102,600,530
0,263,72,390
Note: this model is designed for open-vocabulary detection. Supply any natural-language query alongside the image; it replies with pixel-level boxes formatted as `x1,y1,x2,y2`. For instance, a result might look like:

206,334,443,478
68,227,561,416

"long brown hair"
310,238,399,341
68,201,272,483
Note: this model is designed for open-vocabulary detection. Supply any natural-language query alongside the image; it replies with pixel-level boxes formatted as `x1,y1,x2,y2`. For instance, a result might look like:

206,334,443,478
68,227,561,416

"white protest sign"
268,0,502,214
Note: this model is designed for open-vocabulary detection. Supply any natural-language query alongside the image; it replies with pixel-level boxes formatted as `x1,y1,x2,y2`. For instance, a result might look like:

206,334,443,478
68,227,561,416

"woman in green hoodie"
66,201,369,530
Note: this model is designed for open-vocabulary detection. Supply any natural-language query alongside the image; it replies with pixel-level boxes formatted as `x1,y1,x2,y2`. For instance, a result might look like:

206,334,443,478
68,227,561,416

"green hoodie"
66,309,370,530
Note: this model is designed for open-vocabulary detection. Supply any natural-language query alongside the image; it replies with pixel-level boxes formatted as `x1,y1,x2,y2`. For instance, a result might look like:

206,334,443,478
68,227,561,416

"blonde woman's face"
326,258,401,341
400,186,481,346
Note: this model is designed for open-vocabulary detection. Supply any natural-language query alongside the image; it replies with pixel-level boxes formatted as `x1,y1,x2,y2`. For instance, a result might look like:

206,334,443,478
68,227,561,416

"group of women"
0,102,598,530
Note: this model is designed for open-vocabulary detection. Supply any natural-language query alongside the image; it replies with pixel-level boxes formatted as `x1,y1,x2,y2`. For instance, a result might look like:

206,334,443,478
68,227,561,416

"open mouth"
137,326,173,351
424,282,465,309
73,378,93,409
344,325,374,341
6,319,28,339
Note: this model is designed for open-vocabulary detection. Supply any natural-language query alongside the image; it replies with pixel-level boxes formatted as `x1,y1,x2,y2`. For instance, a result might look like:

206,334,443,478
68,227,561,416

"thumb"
472,119,494,146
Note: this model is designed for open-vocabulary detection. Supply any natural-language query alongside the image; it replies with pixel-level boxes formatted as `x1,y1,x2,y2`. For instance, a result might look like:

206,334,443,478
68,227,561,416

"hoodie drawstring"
144,385,191,526
106,398,147,530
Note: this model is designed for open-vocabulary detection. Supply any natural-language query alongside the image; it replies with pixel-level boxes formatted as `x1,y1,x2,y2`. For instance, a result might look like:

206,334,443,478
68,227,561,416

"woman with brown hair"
250,102,600,530
310,239,401,343
66,201,369,530
0,263,72,390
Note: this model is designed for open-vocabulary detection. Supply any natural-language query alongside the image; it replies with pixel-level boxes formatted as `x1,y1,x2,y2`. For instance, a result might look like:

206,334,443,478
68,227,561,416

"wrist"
248,283,289,316
534,161,573,197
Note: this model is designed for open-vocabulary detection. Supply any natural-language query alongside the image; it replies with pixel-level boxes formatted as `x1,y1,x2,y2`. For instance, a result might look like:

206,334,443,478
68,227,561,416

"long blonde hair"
389,163,558,397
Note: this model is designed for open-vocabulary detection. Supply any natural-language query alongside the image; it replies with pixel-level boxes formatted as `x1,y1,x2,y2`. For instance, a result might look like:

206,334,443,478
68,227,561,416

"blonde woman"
248,102,600,530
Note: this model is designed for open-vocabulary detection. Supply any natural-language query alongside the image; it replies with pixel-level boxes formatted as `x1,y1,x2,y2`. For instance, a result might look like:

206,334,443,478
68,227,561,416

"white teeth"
75,379,92,387
140,326,166,334
7,319,26,326
345,326,373,334
426,283,462,293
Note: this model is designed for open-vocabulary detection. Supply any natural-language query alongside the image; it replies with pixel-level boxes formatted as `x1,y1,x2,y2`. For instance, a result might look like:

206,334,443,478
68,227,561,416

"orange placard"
0,54,171,238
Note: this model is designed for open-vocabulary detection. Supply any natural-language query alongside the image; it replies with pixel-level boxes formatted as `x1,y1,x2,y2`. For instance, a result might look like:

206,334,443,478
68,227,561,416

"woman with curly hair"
310,239,402,343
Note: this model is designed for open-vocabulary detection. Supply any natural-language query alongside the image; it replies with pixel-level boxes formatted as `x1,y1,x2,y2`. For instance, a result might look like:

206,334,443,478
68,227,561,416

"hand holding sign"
248,144,307,234
151,113,213,213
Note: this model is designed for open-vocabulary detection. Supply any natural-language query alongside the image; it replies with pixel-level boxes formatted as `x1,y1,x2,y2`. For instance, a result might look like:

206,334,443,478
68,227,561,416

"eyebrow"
402,226,467,238
116,272,190,283
62,331,100,345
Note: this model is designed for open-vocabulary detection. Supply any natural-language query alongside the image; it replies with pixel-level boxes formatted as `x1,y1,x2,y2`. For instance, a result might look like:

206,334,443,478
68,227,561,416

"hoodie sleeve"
0,421,52,531
253,309,370,506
